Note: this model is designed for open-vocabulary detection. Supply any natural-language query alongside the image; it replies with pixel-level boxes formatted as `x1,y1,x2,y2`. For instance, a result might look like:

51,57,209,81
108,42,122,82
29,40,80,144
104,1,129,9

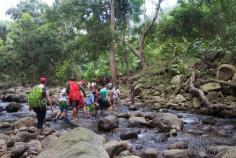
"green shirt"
100,88,108,100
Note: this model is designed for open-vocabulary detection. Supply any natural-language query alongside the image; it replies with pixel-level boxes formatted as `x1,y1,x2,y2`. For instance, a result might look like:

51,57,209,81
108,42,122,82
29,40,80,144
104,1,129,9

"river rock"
0,139,6,149
167,141,188,150
162,149,189,158
28,140,43,154
14,117,36,129
0,122,12,129
133,84,143,96
150,113,183,132
17,131,37,142
200,83,221,93
119,150,132,157
42,127,55,136
122,156,141,158
202,117,217,125
6,102,21,113
2,94,27,103
175,94,186,102
142,147,159,158
38,127,109,158
217,64,236,81
128,117,149,128
193,97,201,108
198,151,209,158
117,112,131,119
0,106,5,113
10,142,29,158
232,73,236,83
98,115,119,131
27,126,37,133
104,140,129,157
120,129,140,140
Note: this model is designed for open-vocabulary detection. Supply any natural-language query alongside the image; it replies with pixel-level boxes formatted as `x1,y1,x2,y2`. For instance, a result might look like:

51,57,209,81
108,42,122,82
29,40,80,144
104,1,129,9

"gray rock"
10,142,29,158
128,117,149,128
38,127,109,158
6,102,21,113
217,64,236,81
14,117,36,129
98,115,119,131
162,149,189,158
142,147,159,158
104,140,128,157
120,129,140,140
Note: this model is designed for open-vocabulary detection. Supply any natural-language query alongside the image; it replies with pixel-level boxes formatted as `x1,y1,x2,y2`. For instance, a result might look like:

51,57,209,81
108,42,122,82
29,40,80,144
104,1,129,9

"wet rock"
14,117,36,129
98,115,119,131
200,83,221,93
17,131,37,142
129,105,139,111
6,139,16,148
120,129,140,140
10,142,29,158
122,156,141,158
19,127,27,132
217,64,236,81
2,94,27,103
0,148,7,157
143,112,157,120
117,112,130,119
38,127,109,158
169,129,178,136
28,140,43,154
27,126,37,133
105,140,128,157
202,117,217,125
175,94,186,102
6,102,21,113
0,107,5,113
0,122,12,129
42,127,55,136
158,133,170,143
193,97,201,109
176,114,183,118
142,147,159,158
128,117,149,128
162,149,189,158
167,141,188,150
150,113,183,132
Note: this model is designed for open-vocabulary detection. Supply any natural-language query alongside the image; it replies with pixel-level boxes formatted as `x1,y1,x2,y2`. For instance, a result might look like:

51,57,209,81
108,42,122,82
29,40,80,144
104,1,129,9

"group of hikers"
28,76,120,135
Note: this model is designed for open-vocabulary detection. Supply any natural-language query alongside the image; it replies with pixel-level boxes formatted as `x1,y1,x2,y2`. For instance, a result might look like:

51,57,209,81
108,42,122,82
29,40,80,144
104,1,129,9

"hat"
40,77,47,84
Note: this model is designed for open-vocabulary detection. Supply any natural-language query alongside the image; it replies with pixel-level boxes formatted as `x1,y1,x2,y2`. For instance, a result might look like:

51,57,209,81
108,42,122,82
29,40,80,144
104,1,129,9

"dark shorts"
70,99,85,109
59,101,68,112
98,97,111,110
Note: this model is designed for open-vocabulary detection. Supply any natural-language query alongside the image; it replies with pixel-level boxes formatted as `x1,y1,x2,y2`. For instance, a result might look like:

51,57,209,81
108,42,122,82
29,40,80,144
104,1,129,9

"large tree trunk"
109,0,118,82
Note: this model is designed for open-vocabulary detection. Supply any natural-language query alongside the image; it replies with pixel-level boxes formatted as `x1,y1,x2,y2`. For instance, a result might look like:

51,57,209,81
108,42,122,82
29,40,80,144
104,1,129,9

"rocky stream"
0,86,236,158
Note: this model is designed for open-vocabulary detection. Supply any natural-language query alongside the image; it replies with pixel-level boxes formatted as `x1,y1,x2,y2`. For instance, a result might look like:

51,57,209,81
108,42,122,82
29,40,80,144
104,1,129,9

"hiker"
28,77,53,135
108,86,114,108
98,84,111,112
89,80,96,92
54,88,68,121
66,78,88,121
85,91,98,117
113,86,120,106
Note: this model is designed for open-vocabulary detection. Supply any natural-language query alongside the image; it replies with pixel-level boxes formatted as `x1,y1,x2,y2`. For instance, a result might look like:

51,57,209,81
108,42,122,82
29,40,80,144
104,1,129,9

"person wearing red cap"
30,77,53,135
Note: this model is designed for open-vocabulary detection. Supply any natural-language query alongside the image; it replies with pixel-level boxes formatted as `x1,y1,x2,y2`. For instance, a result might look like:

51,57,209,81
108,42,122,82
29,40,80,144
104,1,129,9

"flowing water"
1,101,236,156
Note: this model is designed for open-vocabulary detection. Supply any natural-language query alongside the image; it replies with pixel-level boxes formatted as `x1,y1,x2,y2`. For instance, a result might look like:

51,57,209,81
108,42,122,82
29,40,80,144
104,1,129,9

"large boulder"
217,64,236,81
37,127,109,158
14,117,36,129
128,117,149,128
120,129,140,140
6,102,21,113
2,94,27,103
150,113,183,132
200,83,221,93
98,115,119,131
104,140,129,157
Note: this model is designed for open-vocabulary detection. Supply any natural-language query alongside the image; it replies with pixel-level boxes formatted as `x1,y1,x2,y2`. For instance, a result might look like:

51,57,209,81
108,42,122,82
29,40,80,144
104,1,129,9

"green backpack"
28,86,44,108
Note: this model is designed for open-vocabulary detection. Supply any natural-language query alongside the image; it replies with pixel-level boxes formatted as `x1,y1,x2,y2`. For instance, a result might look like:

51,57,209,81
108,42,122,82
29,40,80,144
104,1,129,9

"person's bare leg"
83,107,88,118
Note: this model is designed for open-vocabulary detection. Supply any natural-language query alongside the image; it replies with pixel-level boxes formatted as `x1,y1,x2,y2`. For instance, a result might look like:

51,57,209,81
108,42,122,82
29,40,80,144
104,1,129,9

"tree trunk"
109,0,118,82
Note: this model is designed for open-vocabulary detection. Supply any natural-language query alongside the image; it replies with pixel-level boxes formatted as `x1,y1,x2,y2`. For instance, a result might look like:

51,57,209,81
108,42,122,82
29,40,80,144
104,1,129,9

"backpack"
69,81,81,101
28,86,44,108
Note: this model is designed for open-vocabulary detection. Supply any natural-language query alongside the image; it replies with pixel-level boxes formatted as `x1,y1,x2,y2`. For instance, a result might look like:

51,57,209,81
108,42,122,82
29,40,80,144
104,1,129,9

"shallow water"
0,102,236,156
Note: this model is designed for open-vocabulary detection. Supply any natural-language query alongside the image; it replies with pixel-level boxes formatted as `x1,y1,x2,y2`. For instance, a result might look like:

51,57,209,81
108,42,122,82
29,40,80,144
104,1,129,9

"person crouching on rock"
66,77,88,121
28,77,53,135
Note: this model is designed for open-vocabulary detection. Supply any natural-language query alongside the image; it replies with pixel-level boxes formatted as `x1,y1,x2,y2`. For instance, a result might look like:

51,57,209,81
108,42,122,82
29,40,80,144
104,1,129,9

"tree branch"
119,36,140,58
139,0,163,48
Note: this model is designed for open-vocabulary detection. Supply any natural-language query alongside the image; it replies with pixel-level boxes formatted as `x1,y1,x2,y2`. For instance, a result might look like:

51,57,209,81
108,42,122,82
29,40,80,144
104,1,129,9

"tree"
120,0,163,69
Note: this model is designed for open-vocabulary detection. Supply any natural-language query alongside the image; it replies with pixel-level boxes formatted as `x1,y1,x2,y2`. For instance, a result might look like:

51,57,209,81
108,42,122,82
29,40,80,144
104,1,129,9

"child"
86,91,98,117
55,88,68,121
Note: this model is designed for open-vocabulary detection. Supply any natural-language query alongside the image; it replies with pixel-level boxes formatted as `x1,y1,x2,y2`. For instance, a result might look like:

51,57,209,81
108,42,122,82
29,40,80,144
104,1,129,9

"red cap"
40,77,47,84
